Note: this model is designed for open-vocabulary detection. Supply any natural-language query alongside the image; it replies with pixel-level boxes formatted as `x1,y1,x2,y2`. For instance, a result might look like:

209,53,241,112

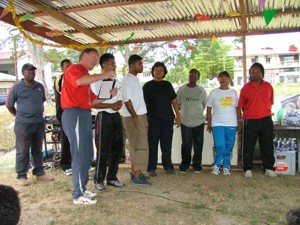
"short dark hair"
189,68,200,78
249,62,265,77
99,53,115,69
218,71,230,79
79,48,99,61
0,185,21,225
60,59,71,70
286,207,300,225
128,54,143,67
151,62,168,78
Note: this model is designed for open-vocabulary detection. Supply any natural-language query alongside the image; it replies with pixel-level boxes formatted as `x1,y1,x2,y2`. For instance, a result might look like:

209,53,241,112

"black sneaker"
130,173,150,181
131,174,151,186
165,169,175,175
148,170,157,177
95,182,106,191
179,169,187,174
107,180,125,187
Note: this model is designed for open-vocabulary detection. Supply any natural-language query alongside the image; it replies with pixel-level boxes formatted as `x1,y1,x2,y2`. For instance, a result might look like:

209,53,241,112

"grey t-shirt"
177,84,207,127
6,79,45,123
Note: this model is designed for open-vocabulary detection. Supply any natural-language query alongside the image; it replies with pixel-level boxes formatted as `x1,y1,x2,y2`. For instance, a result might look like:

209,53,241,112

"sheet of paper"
98,80,115,99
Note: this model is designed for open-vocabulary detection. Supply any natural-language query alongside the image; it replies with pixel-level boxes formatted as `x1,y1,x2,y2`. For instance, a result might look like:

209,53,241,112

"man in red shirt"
61,48,116,205
238,62,276,178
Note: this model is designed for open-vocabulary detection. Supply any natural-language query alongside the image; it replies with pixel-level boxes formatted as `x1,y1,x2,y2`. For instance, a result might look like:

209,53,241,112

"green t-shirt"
177,84,207,127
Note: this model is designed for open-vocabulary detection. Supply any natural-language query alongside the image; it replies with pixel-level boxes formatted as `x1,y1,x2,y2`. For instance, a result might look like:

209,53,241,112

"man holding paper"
91,53,124,191
61,48,116,205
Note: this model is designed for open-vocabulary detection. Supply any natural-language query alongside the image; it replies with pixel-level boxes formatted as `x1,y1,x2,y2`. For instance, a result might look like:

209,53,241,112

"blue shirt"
6,79,45,123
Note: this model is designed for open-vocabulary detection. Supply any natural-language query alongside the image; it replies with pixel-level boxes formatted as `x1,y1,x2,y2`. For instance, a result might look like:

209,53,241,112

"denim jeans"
14,122,45,179
179,123,204,171
212,126,237,169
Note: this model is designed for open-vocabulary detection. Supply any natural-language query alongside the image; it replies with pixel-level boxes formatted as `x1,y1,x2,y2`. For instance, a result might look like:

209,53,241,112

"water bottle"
290,138,297,152
276,137,282,151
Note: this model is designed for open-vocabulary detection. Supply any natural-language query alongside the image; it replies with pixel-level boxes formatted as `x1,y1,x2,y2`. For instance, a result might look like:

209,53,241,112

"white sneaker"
223,168,231,176
244,170,252,178
265,169,277,177
64,169,72,176
211,166,220,175
73,196,97,205
84,190,97,198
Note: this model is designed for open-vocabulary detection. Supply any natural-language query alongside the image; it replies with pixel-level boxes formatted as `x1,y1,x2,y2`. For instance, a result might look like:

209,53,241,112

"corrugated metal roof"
0,0,299,47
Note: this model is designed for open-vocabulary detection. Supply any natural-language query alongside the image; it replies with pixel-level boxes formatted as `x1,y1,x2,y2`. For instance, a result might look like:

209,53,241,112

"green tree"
165,39,234,85
0,27,26,81
44,48,80,71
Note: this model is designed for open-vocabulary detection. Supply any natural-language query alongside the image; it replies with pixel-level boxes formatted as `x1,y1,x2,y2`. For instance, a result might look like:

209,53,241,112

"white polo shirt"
121,73,147,117
90,79,122,114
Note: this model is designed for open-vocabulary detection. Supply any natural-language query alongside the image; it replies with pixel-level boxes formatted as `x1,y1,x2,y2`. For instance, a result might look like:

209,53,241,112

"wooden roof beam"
0,8,81,47
23,0,104,42
32,0,171,17
239,0,247,34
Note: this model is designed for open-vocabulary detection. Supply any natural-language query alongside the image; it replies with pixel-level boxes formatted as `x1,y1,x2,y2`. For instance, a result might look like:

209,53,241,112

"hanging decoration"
64,33,75,38
110,17,127,25
183,42,193,51
143,27,154,31
34,22,50,27
263,9,278,25
19,13,34,22
258,0,266,11
168,21,181,26
122,32,135,44
195,14,210,21
168,44,177,49
261,47,273,50
289,44,298,52
187,45,193,51
45,29,64,37
118,45,125,51
7,0,108,49
211,36,220,49
227,11,241,17
0,5,12,19
132,46,140,52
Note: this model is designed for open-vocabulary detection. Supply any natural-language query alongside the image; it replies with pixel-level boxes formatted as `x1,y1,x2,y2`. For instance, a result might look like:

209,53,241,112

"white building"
230,46,300,87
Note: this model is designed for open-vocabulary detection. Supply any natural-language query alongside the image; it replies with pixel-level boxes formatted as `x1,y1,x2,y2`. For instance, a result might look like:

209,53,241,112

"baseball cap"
22,63,37,73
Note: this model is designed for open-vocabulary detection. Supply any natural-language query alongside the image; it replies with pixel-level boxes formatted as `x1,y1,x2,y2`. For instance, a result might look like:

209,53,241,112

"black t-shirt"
143,80,176,122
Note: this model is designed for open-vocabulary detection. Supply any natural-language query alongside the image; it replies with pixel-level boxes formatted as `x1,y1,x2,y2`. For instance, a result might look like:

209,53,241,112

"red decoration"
187,45,193,51
261,47,273,50
289,45,298,52
168,44,177,49
195,14,210,21
0,7,11,19
46,29,64,37
133,46,140,52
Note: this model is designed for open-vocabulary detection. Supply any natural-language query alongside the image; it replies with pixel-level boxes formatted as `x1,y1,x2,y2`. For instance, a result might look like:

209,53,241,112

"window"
236,57,243,67
237,77,243,85
279,54,299,63
251,56,258,64
279,67,299,72
265,56,271,64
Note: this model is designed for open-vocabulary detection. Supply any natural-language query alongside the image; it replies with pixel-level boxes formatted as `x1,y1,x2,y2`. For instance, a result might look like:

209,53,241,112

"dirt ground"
0,149,300,225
